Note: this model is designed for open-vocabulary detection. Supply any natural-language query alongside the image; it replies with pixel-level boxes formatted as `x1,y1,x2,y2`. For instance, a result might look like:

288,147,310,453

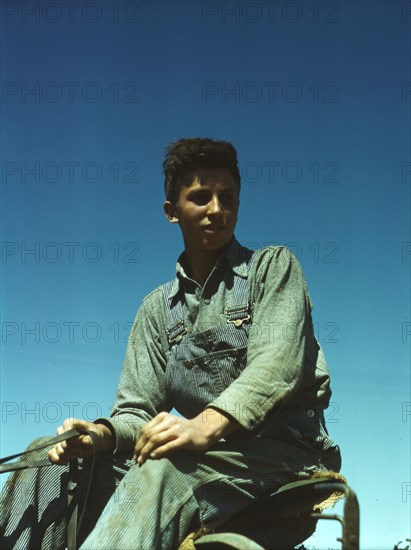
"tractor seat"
179,472,359,550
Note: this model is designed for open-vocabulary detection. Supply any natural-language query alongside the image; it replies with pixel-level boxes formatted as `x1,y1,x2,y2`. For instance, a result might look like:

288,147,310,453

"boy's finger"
136,429,177,463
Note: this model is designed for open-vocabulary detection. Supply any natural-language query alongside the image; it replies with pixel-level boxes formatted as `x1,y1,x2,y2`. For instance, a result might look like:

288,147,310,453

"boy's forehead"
187,166,237,187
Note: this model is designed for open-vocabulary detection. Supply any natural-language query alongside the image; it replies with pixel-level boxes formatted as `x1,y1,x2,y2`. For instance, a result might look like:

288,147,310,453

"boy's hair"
163,138,241,204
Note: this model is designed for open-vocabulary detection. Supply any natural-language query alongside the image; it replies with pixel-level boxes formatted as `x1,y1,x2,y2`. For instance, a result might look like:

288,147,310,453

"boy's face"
164,168,239,254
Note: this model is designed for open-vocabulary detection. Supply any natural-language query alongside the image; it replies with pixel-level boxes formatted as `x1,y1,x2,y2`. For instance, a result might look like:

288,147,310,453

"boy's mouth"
204,225,224,233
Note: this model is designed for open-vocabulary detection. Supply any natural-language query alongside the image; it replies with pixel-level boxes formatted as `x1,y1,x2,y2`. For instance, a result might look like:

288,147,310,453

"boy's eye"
190,192,210,205
220,193,235,204
188,190,237,206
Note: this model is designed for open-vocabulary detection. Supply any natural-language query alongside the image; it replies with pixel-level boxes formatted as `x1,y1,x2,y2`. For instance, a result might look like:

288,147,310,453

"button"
184,360,194,368
307,409,315,417
204,298,210,305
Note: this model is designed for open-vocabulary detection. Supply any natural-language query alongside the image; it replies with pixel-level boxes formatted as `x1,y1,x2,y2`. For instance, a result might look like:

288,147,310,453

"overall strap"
224,272,251,326
162,280,187,345
225,249,258,326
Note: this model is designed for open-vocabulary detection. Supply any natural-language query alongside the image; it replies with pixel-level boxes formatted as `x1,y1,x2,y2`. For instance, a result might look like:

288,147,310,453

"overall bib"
162,250,253,425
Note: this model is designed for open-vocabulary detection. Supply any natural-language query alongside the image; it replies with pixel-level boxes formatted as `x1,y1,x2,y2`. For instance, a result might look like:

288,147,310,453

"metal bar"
311,513,344,527
310,482,359,550
342,486,360,550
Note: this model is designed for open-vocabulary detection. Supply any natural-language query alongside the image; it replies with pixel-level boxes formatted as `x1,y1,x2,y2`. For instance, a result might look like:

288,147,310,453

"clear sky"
0,1,410,548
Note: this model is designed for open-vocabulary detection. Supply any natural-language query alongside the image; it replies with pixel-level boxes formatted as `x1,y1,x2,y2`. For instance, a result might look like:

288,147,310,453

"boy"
1,138,341,549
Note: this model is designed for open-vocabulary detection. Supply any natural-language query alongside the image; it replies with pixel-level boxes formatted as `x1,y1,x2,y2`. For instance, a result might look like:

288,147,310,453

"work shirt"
100,237,334,454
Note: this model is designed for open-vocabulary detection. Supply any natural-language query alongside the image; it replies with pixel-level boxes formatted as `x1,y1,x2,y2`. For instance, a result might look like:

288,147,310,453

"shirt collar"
166,237,251,301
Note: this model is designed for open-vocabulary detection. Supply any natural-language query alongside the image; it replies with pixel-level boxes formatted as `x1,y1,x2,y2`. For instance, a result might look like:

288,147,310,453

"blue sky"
0,1,410,548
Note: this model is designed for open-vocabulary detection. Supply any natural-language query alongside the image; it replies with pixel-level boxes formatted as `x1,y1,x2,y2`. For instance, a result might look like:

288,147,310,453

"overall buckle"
225,305,251,327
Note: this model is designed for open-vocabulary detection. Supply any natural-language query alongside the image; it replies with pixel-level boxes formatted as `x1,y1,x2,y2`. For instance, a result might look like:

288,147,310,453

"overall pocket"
165,346,248,419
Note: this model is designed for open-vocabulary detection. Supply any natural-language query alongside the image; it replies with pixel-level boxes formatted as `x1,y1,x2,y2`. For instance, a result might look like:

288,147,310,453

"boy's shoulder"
225,239,294,272
141,285,166,305
140,278,177,311
248,243,300,271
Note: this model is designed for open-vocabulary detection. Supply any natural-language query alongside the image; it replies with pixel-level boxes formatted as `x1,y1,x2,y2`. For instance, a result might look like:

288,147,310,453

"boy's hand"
134,409,239,465
48,418,114,464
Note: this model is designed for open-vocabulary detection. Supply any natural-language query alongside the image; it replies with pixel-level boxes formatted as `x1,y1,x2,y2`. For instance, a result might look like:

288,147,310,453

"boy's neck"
184,245,226,287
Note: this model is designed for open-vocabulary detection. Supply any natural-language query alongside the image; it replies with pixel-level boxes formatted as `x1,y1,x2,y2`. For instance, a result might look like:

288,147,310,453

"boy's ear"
163,201,179,223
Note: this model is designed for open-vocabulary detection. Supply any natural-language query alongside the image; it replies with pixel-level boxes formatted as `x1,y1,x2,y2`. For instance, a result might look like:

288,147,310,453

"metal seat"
181,476,359,550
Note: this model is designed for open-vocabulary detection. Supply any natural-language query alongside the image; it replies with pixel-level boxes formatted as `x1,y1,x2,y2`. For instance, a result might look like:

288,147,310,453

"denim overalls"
161,246,340,459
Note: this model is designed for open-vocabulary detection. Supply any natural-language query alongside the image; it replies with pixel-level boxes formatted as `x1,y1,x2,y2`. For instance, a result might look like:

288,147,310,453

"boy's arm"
207,246,311,431
94,291,171,452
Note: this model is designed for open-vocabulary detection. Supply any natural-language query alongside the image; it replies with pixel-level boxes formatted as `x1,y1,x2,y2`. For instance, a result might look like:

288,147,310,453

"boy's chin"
201,235,232,252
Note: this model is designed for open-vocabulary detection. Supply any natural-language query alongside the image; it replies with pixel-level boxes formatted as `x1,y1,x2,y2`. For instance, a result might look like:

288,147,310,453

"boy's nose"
207,195,223,215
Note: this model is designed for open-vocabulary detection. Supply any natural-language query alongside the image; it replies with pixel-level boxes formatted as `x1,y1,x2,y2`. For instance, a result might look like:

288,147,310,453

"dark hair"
163,138,241,204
